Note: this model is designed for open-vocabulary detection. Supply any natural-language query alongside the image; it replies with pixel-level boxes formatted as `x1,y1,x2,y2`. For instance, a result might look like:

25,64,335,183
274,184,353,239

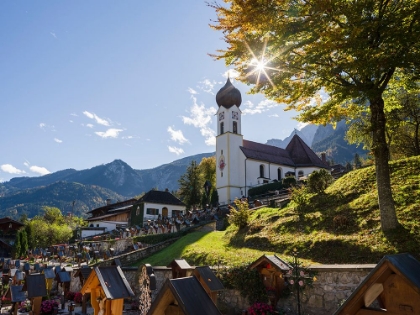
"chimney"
165,188,169,192
106,199,111,205
321,152,326,163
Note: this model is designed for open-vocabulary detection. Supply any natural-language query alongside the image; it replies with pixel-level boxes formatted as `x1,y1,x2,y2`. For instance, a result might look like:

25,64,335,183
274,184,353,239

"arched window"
259,164,265,178
233,121,237,134
220,122,224,134
278,168,282,180
298,170,304,178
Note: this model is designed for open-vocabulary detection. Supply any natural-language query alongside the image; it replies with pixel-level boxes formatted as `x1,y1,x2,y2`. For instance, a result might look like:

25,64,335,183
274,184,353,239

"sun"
243,38,279,88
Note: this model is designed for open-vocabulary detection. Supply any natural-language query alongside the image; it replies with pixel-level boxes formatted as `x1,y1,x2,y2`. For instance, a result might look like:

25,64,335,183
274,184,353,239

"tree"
210,0,420,230
178,161,203,210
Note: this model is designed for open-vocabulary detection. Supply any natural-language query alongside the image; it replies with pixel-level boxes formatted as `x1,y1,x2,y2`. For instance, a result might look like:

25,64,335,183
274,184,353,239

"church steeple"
216,78,242,108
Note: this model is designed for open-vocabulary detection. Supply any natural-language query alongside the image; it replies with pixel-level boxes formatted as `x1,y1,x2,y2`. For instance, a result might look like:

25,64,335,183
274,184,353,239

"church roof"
286,134,329,168
240,140,295,166
240,134,328,169
216,78,242,108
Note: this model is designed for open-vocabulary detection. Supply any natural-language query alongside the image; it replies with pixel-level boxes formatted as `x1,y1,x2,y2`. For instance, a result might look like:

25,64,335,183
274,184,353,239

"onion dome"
216,78,242,108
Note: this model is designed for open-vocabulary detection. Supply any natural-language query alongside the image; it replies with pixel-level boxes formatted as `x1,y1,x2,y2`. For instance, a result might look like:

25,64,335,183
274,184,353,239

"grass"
134,156,420,266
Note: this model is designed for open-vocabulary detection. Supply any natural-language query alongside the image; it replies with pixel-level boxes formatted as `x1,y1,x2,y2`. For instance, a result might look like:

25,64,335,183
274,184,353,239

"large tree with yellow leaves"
210,0,420,231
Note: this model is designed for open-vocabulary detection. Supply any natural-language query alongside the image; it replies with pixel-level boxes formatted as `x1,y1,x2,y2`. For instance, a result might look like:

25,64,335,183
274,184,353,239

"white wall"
142,202,186,221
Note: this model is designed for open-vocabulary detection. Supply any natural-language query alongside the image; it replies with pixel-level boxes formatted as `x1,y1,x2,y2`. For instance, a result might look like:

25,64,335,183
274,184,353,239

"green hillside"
137,156,420,266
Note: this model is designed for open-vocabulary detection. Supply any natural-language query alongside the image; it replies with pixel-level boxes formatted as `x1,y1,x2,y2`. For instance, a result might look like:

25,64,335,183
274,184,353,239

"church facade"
215,78,329,205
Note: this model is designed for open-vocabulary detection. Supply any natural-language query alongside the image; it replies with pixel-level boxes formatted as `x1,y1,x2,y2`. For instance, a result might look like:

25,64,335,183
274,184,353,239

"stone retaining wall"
69,264,375,315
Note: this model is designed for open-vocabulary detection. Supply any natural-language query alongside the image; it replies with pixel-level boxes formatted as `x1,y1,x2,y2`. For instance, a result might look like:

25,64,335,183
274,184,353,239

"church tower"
215,78,244,205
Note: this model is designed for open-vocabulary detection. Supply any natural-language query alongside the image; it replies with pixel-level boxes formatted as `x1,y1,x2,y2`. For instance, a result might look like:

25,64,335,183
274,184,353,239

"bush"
307,169,334,193
282,176,297,187
289,185,310,215
227,199,249,229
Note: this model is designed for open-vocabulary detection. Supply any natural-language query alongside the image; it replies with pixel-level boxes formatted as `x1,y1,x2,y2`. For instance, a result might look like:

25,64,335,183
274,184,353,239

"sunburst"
243,37,279,88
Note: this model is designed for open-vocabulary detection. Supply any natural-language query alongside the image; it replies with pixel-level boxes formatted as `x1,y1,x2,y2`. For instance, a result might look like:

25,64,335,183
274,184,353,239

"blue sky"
0,1,305,182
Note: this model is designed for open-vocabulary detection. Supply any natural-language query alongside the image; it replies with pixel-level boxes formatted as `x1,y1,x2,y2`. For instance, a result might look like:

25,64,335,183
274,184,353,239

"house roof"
147,277,222,315
137,190,185,207
87,198,137,214
0,217,24,226
334,253,420,315
194,266,224,292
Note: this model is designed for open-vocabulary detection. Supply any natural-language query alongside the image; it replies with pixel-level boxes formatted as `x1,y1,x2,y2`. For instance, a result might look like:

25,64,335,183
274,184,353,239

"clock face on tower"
232,111,239,120
219,112,224,121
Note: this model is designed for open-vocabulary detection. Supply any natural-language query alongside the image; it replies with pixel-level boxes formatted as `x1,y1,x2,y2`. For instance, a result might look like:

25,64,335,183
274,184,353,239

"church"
215,78,329,205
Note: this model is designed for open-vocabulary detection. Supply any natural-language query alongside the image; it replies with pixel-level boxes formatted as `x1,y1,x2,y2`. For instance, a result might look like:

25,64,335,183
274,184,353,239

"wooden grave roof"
43,268,55,279
167,259,192,270
74,266,92,280
57,271,71,283
80,265,134,300
334,253,420,315
24,274,47,298
193,266,224,292
249,254,292,272
147,277,222,315
10,285,26,303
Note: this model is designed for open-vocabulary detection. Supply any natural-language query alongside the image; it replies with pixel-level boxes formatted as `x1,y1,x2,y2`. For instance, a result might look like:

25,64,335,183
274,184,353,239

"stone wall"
69,264,375,315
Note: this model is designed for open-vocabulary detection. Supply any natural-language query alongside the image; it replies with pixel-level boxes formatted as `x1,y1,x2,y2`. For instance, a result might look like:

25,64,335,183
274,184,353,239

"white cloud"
39,123,46,129
83,111,110,126
95,128,123,138
268,114,279,118
167,126,189,145
187,87,198,95
30,165,51,176
69,120,73,123
70,113,78,117
50,32,57,38
86,124,94,128
181,96,216,146
168,146,184,155
54,138,62,143
197,79,216,94
242,99,279,115
0,164,26,175
223,69,240,79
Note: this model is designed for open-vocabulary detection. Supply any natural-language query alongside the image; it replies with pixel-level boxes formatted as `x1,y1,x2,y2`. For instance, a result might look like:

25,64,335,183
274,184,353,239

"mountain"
266,123,319,148
311,121,368,165
267,121,367,164
0,181,124,219
0,152,215,220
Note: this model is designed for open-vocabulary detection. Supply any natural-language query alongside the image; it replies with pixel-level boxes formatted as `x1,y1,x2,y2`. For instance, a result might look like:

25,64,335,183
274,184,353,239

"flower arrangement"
247,302,274,315
40,300,59,314
19,300,31,312
74,292,83,304
66,291,76,301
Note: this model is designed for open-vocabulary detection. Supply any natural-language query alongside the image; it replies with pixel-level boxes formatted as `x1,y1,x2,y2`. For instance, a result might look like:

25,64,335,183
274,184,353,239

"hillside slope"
140,156,420,265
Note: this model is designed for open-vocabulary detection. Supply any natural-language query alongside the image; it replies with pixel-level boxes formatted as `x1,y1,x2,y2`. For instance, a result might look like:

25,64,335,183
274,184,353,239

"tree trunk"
370,97,400,231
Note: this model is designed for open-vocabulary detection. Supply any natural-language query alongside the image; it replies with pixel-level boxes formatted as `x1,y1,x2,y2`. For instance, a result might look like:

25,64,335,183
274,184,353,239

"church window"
233,121,237,134
298,170,304,178
220,122,224,134
259,164,265,178
278,168,282,180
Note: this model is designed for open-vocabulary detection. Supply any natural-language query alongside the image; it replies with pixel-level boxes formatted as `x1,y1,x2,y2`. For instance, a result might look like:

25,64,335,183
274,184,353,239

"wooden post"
31,296,42,315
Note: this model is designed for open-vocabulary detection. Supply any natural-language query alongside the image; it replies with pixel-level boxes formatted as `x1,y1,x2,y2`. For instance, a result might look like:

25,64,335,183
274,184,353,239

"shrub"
307,169,333,193
40,300,59,314
282,176,297,187
248,181,284,198
227,199,249,229
74,292,83,304
289,185,310,215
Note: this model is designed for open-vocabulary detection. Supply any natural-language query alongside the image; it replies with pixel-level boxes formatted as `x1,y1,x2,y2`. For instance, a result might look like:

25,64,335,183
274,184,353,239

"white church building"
215,78,329,205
